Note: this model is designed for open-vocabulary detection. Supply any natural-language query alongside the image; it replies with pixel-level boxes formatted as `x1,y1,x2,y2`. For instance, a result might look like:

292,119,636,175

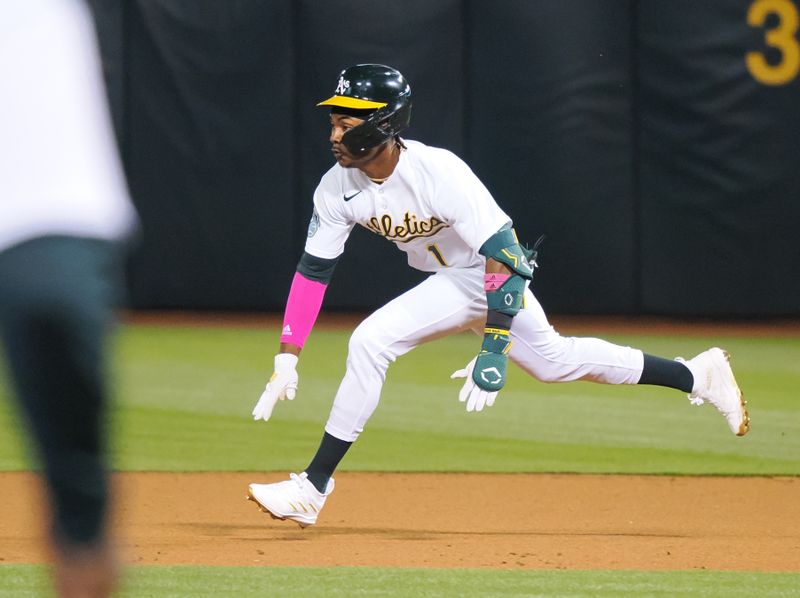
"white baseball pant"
324,267,644,441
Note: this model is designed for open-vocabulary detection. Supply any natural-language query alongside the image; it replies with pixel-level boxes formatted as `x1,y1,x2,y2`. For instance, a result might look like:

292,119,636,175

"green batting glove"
471,328,512,391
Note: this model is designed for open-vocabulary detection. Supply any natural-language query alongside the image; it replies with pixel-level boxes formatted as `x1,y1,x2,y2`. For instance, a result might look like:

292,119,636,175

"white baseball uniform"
306,140,644,442
0,0,136,252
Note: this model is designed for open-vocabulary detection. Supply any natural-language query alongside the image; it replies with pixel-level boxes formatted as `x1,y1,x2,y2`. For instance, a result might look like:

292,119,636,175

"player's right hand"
252,353,299,421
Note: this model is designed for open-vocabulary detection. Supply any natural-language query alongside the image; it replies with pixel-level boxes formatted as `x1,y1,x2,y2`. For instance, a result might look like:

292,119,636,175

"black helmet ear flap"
341,98,412,156
321,64,412,156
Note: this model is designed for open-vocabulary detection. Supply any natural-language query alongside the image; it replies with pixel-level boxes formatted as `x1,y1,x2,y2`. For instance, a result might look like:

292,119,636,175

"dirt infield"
3,472,798,571
5,314,797,572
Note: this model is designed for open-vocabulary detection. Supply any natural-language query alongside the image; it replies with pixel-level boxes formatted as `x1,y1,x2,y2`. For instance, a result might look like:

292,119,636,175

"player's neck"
360,141,400,183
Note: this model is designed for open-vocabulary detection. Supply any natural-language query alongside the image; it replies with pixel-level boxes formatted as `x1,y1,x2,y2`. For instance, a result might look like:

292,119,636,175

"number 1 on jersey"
426,244,448,267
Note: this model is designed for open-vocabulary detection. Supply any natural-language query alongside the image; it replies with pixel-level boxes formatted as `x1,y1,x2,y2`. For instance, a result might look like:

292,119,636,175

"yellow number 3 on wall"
747,0,800,85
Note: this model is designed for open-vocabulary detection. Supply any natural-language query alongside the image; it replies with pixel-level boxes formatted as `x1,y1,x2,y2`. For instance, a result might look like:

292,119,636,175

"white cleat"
678,347,750,436
247,472,334,528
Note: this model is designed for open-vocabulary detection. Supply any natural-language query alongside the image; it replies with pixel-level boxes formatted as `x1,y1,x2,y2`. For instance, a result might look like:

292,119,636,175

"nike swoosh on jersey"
343,190,363,202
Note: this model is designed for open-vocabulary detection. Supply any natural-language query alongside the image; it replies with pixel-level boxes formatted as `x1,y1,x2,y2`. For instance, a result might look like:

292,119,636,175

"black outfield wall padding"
637,0,800,315
123,0,295,309
93,0,800,315
467,0,636,314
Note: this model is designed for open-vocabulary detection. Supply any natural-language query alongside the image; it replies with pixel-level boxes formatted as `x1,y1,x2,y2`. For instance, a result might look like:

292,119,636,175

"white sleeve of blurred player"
0,0,137,252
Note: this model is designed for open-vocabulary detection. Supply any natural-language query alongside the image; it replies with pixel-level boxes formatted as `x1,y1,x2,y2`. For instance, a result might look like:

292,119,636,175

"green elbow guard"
478,227,534,279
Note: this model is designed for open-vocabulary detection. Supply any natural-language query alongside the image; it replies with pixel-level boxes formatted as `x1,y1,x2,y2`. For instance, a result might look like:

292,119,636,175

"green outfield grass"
1,321,798,597
1,564,799,598
0,323,798,473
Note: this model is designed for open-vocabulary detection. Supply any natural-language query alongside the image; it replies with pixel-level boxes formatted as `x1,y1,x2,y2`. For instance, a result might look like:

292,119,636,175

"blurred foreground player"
0,1,137,596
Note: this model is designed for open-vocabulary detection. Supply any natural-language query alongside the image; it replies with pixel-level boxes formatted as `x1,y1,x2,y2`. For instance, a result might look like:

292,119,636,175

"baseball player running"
247,64,749,527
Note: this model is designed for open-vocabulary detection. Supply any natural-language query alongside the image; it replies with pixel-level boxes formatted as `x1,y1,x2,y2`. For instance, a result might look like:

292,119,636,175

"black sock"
305,432,352,493
638,353,694,393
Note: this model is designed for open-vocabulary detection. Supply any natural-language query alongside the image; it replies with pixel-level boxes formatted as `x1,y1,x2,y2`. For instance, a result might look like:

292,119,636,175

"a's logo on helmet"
335,76,350,94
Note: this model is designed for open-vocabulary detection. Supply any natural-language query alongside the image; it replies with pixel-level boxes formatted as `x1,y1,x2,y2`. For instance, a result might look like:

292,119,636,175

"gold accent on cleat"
725,351,750,437
245,484,315,528
247,486,285,520
737,392,750,436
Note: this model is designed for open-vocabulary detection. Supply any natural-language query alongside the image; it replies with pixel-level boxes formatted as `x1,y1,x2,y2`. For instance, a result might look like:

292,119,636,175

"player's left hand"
451,328,512,412
450,356,500,412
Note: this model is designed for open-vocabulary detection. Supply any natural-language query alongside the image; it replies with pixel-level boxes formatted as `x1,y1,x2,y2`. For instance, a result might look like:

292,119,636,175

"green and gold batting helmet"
318,64,412,155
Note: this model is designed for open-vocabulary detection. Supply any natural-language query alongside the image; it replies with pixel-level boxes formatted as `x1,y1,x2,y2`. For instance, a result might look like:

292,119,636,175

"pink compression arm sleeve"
280,272,327,348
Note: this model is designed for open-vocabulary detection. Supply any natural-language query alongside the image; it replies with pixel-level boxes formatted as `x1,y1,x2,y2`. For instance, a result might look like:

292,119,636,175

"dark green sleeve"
297,251,339,284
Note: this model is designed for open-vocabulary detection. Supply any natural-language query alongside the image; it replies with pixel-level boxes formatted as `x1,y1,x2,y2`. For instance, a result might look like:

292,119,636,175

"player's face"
329,114,382,167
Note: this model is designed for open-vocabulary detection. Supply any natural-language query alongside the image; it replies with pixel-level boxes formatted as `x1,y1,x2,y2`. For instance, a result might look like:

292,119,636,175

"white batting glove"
252,353,299,421
450,356,499,413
